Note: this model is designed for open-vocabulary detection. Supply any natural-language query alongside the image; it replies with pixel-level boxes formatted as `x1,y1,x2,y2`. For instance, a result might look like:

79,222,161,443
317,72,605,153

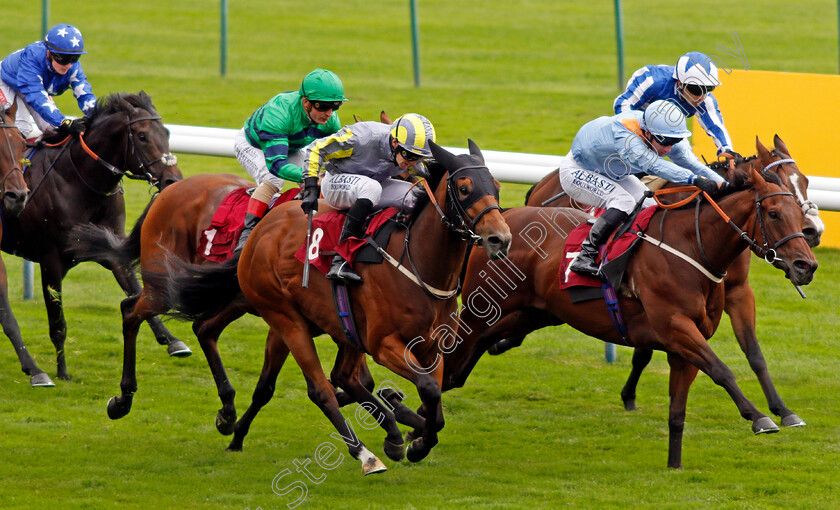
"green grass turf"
1,1,839,508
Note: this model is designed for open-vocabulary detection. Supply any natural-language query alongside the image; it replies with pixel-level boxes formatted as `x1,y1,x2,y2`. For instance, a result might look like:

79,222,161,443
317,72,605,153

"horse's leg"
103,260,191,357
725,281,805,427
665,352,700,469
106,292,145,419
330,345,405,462
373,334,444,463
228,327,289,452
619,348,654,411
487,334,526,356
0,256,53,387
192,304,246,435
38,257,71,381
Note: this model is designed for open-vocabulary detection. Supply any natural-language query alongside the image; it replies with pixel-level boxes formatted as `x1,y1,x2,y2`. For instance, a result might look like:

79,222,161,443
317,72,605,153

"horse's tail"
68,196,154,268
164,254,242,323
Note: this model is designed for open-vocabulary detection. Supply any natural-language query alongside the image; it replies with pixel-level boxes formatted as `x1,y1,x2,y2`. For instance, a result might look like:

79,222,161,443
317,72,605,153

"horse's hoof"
404,429,418,444
57,371,72,382
362,456,387,475
781,414,806,427
383,438,405,462
406,438,430,463
107,395,132,420
167,340,192,358
623,398,636,411
30,373,55,387
752,416,780,435
216,410,236,436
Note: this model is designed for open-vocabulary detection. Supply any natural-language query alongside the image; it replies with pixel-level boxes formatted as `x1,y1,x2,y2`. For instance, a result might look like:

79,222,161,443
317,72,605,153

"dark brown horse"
0,107,46,385
445,165,816,468
493,135,818,427
165,141,511,474
2,92,184,382
70,172,254,427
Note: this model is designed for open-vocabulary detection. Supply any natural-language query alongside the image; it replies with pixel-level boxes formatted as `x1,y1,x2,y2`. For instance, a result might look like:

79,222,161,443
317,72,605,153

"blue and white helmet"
642,100,692,139
673,51,719,87
44,24,87,55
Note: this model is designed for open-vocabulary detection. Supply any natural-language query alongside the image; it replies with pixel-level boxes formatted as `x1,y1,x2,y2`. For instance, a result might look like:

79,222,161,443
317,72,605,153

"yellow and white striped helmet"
390,113,436,158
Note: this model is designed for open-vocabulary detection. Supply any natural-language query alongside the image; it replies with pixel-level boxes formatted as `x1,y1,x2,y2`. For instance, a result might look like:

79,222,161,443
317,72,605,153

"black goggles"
399,149,423,162
310,100,342,112
655,136,683,147
684,83,714,97
51,52,80,65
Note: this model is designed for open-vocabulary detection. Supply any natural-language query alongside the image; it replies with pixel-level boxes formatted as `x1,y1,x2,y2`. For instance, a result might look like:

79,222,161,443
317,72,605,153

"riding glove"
59,117,87,137
300,176,320,215
693,176,720,195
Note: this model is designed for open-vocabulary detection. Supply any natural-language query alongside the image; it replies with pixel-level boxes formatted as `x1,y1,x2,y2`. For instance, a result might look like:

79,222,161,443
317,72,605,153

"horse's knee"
416,377,441,403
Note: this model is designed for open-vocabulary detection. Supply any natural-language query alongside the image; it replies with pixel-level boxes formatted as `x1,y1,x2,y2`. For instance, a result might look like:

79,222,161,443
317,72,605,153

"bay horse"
2,92,184,382
493,135,819,426
445,165,817,468
70,172,254,428
164,141,511,474
0,107,49,386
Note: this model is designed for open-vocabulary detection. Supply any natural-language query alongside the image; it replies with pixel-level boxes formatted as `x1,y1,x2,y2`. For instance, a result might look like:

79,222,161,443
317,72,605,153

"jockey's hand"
693,176,719,195
719,150,742,162
59,117,86,137
300,176,319,215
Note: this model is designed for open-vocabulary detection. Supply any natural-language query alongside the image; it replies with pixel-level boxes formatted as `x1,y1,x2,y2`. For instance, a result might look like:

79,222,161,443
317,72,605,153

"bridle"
762,150,820,220
0,112,27,194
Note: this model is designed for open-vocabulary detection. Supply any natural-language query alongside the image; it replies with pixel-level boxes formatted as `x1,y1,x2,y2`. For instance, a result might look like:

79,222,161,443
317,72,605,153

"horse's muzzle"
484,232,512,260
785,258,817,286
4,190,28,216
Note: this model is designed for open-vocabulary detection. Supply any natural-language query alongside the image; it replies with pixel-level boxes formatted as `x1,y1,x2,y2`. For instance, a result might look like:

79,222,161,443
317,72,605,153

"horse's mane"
88,91,157,126
405,159,447,225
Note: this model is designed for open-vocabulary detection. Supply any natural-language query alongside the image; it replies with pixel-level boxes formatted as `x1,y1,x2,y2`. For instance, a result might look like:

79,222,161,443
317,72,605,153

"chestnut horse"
493,135,819,426
165,141,511,474
2,92,184,383
0,107,43,385
70,172,254,426
446,166,816,468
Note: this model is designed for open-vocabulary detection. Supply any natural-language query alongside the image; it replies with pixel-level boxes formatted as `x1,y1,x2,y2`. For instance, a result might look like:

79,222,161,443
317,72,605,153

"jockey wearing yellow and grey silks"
233,68,346,253
561,99,728,278
299,113,436,283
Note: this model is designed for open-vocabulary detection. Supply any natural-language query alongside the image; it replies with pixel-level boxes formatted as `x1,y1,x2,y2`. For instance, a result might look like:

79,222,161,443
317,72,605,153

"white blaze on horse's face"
788,173,825,244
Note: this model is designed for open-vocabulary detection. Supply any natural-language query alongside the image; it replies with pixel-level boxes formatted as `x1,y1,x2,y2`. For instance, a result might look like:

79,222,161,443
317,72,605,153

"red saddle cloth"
559,206,658,289
294,207,400,275
197,187,299,262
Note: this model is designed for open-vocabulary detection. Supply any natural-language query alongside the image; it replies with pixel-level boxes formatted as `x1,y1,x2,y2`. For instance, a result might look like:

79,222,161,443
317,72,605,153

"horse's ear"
755,136,772,164
748,160,767,191
380,110,392,124
430,140,458,171
773,134,791,156
467,139,485,164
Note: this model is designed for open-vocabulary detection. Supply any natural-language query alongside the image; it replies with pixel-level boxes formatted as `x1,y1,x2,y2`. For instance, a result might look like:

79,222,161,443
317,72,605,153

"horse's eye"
459,185,469,195
768,210,780,220
138,132,148,142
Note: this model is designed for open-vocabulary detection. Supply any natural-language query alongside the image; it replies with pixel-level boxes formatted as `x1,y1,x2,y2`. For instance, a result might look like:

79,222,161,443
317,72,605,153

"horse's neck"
405,180,469,293
69,128,126,184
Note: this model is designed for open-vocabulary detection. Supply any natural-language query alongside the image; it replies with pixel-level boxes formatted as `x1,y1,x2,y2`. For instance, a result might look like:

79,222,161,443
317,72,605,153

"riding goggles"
51,52,80,65
655,136,683,147
310,100,342,112
399,149,424,162
684,84,715,97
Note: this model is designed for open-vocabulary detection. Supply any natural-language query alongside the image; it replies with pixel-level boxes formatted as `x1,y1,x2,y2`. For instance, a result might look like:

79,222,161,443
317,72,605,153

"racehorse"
70,172,254,427
2,92,184,383
492,135,819,426
445,165,817,468
0,106,48,385
164,141,511,474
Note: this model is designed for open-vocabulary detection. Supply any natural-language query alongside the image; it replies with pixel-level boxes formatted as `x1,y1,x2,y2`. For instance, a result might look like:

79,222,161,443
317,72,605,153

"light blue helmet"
44,24,87,55
642,100,692,139
673,51,720,87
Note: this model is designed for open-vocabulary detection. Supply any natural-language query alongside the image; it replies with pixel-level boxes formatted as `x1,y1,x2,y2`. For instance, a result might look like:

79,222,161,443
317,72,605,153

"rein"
0,116,27,195
368,165,501,300
648,185,804,279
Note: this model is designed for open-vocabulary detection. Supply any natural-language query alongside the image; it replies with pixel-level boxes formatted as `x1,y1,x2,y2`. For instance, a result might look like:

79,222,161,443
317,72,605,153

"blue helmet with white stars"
44,24,87,55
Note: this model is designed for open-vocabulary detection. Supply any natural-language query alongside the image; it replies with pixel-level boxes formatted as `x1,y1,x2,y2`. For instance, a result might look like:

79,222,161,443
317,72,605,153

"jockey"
560,99,728,278
234,68,346,253
614,51,739,159
0,24,96,141
299,113,436,283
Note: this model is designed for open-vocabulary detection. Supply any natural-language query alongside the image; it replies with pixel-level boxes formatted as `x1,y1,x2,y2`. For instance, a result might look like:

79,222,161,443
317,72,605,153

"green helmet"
299,69,348,102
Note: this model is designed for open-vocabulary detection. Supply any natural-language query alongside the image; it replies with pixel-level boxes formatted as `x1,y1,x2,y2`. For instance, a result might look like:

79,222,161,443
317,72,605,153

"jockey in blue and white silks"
0,24,96,140
614,52,736,158
560,99,728,278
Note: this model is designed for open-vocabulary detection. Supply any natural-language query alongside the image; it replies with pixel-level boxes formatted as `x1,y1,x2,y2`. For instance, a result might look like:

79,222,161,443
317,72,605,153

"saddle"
293,207,402,275
197,187,299,262
559,205,658,302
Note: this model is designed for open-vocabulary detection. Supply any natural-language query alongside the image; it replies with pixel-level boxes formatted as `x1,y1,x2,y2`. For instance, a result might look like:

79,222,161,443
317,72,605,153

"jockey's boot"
327,198,373,283
234,196,270,255
569,208,628,278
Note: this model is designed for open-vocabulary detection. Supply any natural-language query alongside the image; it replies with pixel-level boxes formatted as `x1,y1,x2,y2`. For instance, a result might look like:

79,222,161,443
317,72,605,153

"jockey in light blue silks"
558,99,729,278
0,24,95,141
614,51,739,160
